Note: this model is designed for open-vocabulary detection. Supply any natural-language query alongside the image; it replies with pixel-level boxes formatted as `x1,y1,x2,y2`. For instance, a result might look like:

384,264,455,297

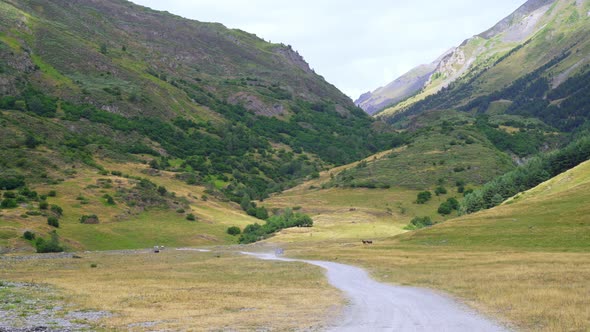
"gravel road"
243,252,510,332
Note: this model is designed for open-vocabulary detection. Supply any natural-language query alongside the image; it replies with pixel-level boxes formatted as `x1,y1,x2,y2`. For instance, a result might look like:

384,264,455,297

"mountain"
0,0,402,202
355,50,453,115
336,0,590,190
360,0,590,119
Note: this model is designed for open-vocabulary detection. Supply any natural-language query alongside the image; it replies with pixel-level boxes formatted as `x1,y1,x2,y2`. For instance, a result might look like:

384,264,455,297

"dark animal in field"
362,240,373,245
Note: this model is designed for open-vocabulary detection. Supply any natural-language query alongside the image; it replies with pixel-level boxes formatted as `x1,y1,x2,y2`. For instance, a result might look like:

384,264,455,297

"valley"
1,0,590,331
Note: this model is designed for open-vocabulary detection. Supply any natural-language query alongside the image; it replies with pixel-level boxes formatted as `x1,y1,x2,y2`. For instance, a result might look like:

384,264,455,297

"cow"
361,240,373,245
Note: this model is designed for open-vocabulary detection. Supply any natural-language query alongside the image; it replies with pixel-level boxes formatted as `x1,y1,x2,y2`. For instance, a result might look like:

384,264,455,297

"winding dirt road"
243,252,510,332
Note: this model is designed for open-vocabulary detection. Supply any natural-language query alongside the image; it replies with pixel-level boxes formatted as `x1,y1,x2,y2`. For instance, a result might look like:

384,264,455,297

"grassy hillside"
401,159,590,251
0,158,260,252
0,0,403,206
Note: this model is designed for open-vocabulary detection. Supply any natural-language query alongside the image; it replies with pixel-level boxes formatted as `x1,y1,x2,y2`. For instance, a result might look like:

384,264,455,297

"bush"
437,202,453,215
80,214,99,224
157,186,167,196
227,226,241,236
0,171,25,190
255,206,269,220
103,194,116,205
408,216,434,229
416,191,432,204
39,201,49,210
47,216,59,228
50,205,63,216
1,198,18,208
35,231,64,253
23,231,36,240
47,190,57,197
239,209,313,244
186,213,196,221
435,186,448,196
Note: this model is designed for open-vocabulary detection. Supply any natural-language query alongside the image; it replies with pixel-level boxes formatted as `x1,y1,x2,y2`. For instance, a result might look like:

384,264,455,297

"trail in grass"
242,252,510,332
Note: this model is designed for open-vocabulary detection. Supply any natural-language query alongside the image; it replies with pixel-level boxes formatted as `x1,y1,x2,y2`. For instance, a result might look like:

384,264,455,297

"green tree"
35,231,64,253
438,202,452,215
47,216,59,228
23,231,36,240
227,226,241,236
435,186,448,196
416,191,432,204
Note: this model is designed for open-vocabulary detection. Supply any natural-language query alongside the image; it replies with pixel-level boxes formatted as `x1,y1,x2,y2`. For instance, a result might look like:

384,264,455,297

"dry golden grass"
284,243,590,332
0,249,342,331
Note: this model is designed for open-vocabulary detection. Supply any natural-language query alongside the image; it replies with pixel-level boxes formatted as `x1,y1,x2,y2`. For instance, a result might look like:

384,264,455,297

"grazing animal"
362,240,373,245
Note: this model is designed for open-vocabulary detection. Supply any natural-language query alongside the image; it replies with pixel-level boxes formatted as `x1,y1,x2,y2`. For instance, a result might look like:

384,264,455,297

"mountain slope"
0,0,402,202
355,62,439,115
400,158,590,251
365,0,590,119
0,0,404,252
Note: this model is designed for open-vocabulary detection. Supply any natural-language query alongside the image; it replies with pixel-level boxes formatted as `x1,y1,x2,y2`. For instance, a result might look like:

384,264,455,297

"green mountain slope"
0,0,401,202
342,0,590,191
376,0,590,121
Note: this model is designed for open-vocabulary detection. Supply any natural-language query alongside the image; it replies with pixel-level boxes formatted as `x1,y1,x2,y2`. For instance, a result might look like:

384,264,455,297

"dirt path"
243,252,510,332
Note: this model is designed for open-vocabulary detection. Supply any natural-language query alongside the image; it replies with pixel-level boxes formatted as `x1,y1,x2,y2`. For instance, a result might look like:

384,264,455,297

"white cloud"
131,0,526,99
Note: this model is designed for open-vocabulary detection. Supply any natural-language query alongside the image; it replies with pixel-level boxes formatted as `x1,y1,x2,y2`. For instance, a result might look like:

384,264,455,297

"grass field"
0,249,342,331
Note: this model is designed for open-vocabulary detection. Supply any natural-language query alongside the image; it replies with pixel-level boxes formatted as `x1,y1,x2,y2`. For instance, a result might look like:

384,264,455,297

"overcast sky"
131,0,526,100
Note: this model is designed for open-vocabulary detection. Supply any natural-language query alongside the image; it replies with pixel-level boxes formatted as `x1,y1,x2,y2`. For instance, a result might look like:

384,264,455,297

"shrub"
39,201,49,210
437,202,453,215
47,216,59,228
408,216,434,229
1,198,18,208
435,186,448,196
23,231,36,240
227,226,241,236
157,186,167,196
176,208,185,213
255,206,269,220
35,231,64,253
50,205,63,216
239,209,313,244
0,171,25,190
26,210,42,216
80,214,99,224
438,197,460,215
186,213,196,221
416,191,432,204
103,194,116,205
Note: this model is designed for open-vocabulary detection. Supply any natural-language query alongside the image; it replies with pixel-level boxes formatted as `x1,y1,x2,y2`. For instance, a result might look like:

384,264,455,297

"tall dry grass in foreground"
0,250,342,331
289,243,590,332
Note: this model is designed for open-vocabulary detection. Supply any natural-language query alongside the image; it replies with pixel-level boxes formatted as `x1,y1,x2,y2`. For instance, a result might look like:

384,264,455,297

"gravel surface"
0,281,110,332
243,252,511,332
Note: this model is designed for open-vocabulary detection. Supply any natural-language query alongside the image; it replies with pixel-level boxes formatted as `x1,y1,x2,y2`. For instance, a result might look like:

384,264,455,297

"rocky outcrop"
228,92,286,117
479,0,556,40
